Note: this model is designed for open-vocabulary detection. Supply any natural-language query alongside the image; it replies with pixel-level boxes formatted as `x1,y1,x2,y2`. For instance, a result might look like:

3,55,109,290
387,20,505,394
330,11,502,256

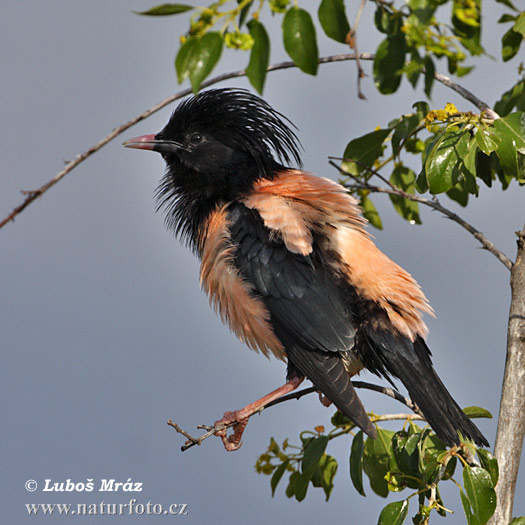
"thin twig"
372,413,425,422
433,72,500,120
0,53,373,231
168,379,422,451
352,380,423,416
329,160,514,271
348,0,368,99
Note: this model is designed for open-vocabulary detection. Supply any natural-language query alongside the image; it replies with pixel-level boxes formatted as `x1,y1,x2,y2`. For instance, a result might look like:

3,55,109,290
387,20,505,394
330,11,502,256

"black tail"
356,327,489,448
286,346,377,439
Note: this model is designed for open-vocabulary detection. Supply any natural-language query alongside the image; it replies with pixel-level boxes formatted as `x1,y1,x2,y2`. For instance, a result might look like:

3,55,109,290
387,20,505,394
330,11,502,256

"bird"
123,88,488,451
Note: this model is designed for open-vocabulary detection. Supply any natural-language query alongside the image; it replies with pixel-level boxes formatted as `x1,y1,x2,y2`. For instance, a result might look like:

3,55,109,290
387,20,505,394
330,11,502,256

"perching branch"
328,159,514,271
168,380,423,452
0,52,501,230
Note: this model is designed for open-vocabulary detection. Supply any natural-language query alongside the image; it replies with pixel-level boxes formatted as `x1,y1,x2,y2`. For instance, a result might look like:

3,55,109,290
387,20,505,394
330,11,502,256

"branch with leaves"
328,159,513,271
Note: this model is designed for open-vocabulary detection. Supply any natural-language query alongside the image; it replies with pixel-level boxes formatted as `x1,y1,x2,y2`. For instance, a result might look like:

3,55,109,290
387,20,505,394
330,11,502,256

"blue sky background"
1,1,523,523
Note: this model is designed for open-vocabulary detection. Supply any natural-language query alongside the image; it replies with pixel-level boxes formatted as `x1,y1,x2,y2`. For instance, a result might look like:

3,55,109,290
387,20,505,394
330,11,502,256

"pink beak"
122,134,157,150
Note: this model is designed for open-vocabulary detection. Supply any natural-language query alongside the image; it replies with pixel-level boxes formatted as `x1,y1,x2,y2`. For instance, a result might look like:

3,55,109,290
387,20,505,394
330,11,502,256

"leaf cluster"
340,102,525,228
256,409,499,524
133,0,515,95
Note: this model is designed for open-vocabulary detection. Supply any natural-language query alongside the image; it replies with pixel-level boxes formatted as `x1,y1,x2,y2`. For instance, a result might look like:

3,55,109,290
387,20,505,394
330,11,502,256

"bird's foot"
212,377,304,451
318,391,333,408
214,410,249,451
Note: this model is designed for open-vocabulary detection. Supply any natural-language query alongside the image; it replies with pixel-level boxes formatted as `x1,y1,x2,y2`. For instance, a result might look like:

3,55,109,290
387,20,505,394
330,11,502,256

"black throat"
155,160,285,254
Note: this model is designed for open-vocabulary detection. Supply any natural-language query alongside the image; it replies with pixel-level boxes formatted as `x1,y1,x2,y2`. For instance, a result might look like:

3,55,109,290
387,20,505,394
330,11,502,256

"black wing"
227,202,376,437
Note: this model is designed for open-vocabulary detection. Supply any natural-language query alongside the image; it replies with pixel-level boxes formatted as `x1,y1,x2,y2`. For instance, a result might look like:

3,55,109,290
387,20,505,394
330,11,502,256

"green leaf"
513,12,525,38
238,0,253,27
342,129,391,175
331,411,354,428
447,184,469,206
363,428,395,497
360,194,383,230
463,466,497,524
491,112,525,178
509,518,525,525
404,53,423,88
476,150,494,187
498,13,517,23
319,454,338,500
494,111,525,154
271,461,289,496
494,80,525,116
389,166,421,224
452,0,482,55
460,488,480,525
350,431,366,496
190,32,223,92
246,20,270,94
477,449,499,487
494,136,518,178
295,458,320,502
318,0,350,43
408,0,436,25
413,101,430,120
463,138,479,176
392,431,421,488
283,7,319,75
378,499,409,525
176,37,199,84
495,0,517,10
502,27,523,62
374,34,407,94
135,3,193,16
285,470,300,498
475,127,499,155
392,114,422,156
302,435,328,472
425,130,466,194
374,5,392,33
462,406,493,419
175,32,223,92
423,55,435,98
416,169,429,193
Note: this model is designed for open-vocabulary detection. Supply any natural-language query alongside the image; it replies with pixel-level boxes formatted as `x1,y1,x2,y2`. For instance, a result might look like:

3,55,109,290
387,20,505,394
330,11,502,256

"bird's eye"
189,133,203,145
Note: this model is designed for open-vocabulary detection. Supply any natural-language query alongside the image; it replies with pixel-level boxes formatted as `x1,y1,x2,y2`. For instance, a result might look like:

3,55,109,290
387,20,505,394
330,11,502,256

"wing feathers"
245,170,433,341
285,344,376,438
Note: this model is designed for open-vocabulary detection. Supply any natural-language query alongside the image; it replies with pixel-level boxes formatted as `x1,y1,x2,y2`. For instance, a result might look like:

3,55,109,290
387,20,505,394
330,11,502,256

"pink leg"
318,391,333,408
214,376,304,451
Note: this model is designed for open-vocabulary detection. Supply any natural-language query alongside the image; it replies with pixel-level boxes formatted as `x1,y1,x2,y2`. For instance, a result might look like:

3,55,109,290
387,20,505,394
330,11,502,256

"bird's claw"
214,411,249,451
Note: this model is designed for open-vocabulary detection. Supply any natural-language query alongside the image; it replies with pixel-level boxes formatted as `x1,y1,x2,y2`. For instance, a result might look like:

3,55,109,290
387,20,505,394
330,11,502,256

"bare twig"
0,53,373,231
372,413,425,423
329,160,514,271
348,0,368,99
352,380,423,416
168,380,422,451
433,72,500,120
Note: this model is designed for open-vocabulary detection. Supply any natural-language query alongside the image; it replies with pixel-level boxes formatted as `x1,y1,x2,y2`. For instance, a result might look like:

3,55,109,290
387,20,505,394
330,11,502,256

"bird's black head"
124,88,302,250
